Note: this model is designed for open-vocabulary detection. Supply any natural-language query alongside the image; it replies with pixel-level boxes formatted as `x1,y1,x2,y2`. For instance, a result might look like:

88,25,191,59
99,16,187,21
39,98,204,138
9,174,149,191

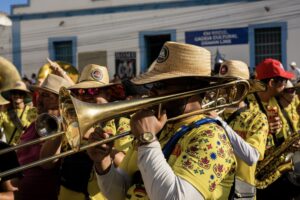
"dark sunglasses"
71,88,101,96
272,77,288,84
284,88,296,94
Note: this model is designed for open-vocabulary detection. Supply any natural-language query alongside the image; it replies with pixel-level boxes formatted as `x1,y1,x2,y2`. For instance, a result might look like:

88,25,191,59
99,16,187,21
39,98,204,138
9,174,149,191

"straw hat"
33,74,73,94
219,60,250,79
0,93,9,105
2,81,32,98
218,60,266,93
131,41,229,85
68,64,114,90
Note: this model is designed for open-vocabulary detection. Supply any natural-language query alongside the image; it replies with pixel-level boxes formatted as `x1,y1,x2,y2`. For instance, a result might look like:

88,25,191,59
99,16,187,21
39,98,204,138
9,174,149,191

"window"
49,37,77,66
254,27,282,66
249,22,287,70
53,41,73,64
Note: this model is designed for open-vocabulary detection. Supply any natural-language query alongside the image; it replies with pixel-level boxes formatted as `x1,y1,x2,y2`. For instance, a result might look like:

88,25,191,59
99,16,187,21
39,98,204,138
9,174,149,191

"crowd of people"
0,41,300,200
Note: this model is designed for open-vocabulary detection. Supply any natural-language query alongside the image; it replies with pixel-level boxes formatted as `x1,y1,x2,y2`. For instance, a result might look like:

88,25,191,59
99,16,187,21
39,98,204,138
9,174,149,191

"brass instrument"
60,79,249,149
255,133,300,189
0,79,250,178
0,56,21,92
37,60,79,83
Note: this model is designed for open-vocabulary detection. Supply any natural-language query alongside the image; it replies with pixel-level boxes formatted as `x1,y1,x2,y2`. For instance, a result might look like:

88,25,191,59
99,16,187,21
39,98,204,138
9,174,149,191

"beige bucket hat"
2,81,32,98
68,64,114,90
33,74,73,94
218,60,266,93
219,60,250,80
131,41,232,85
0,93,9,105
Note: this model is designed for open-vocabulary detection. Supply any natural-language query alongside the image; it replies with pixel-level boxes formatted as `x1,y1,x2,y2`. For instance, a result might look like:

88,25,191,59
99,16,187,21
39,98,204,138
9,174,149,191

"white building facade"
2,0,300,78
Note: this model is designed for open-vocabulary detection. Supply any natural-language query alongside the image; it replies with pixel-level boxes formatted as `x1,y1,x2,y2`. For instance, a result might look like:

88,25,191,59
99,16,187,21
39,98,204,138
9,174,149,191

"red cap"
256,58,294,80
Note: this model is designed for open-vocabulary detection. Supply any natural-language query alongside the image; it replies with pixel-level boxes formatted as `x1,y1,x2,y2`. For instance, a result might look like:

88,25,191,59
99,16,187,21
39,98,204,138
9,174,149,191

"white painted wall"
13,0,177,14
10,0,300,77
0,26,12,61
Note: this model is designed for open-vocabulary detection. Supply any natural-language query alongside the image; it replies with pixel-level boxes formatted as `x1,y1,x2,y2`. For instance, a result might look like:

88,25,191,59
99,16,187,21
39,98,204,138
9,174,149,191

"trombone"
0,79,249,178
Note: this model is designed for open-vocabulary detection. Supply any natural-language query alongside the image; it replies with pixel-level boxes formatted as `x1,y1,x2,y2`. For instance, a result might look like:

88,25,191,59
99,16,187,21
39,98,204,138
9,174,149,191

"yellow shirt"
59,118,130,200
121,114,236,200
246,94,290,149
224,105,269,185
0,106,32,144
281,95,300,133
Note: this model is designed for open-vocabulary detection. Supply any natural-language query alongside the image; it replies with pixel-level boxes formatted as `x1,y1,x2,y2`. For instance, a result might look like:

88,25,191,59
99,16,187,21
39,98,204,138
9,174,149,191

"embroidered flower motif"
206,144,212,150
209,182,216,191
199,156,211,169
217,147,225,158
182,158,193,170
213,164,224,178
187,144,200,157
203,129,214,137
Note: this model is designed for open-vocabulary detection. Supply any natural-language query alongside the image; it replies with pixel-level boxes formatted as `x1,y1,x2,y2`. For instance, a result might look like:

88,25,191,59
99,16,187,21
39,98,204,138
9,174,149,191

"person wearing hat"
0,94,10,142
40,64,129,200
248,58,300,199
218,60,269,199
276,80,300,133
290,62,300,84
88,41,239,200
0,81,33,145
16,74,73,200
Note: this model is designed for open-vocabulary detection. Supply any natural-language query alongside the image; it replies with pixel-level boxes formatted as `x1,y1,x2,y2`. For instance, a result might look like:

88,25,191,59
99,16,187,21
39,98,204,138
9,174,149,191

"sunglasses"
71,88,101,96
272,77,288,84
283,88,296,94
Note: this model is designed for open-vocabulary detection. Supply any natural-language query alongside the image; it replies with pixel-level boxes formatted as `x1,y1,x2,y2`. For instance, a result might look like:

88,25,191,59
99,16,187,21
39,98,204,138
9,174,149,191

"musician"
0,81,32,145
218,60,269,199
40,64,130,200
88,42,238,200
0,94,10,142
16,74,73,200
249,58,300,199
277,80,300,133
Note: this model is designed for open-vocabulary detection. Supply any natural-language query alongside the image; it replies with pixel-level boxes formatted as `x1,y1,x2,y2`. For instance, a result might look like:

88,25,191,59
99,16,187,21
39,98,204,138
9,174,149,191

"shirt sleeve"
215,116,260,165
138,141,204,200
95,164,131,200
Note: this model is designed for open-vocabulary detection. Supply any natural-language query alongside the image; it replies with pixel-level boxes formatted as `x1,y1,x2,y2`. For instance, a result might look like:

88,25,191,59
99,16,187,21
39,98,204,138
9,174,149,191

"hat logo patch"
156,46,169,63
220,65,228,75
91,69,103,81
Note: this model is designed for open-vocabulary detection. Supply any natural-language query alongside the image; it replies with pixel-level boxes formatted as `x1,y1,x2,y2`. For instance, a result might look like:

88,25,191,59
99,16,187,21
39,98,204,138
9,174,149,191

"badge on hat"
157,46,169,63
91,69,103,81
220,65,228,75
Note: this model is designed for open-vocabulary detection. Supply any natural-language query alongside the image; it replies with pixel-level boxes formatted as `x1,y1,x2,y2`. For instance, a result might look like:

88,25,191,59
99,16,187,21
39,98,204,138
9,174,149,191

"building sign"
115,52,136,79
185,27,248,47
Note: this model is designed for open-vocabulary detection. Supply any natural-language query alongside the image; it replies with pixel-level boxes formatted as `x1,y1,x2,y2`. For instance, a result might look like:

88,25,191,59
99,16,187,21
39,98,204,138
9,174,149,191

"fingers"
158,110,167,127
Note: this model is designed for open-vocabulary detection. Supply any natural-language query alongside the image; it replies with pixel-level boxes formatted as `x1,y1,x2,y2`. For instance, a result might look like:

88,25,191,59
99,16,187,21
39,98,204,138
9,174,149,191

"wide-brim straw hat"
131,41,232,85
68,64,115,90
32,74,73,94
0,93,9,105
2,81,32,98
218,60,266,93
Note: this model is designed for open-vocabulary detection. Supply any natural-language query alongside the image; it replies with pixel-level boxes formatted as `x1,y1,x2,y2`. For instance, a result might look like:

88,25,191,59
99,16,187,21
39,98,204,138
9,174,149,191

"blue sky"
0,0,28,14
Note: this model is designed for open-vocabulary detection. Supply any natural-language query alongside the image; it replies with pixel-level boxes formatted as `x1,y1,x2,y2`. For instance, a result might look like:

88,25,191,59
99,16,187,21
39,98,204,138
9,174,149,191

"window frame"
48,36,77,66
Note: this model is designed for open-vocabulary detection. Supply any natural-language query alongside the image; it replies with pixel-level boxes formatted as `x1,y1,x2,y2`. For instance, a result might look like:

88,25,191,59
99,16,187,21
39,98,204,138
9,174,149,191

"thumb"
158,110,168,127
